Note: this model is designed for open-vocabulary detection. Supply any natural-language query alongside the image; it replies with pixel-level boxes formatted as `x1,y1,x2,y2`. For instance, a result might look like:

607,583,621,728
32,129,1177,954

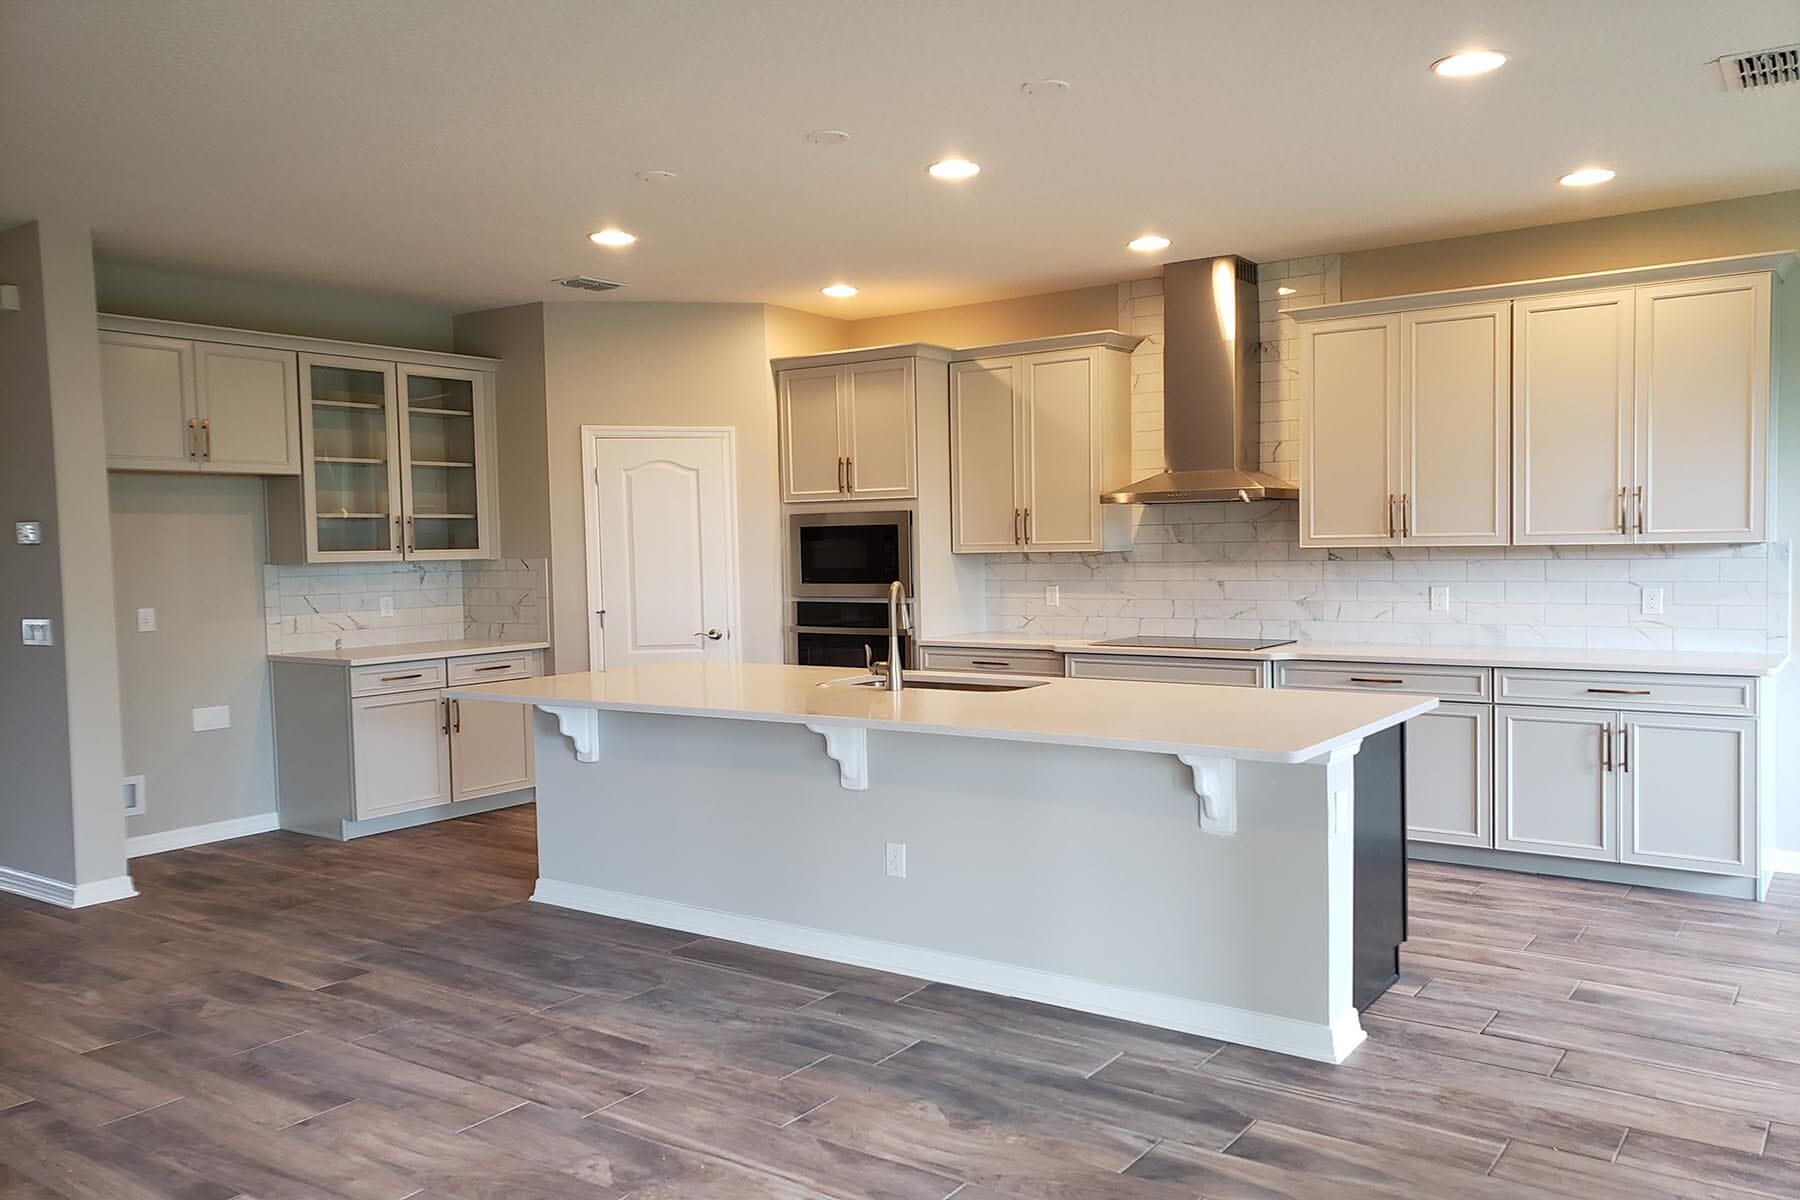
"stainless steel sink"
820,671,1049,693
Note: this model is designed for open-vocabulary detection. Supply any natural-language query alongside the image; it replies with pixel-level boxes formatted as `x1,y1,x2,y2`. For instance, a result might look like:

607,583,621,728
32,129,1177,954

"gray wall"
110,474,278,837
0,220,129,889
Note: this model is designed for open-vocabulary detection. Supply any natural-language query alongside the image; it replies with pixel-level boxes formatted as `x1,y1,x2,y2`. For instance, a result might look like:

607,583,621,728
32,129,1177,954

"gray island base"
447,662,1433,1063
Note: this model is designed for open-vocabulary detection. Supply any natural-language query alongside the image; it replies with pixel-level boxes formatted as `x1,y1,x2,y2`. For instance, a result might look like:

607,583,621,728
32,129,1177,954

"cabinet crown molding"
98,313,500,372
770,342,953,371
950,329,1142,361
1286,251,1797,323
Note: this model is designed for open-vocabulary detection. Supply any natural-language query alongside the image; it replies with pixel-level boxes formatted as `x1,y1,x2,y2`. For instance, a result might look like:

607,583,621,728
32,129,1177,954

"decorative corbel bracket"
541,705,601,763
1176,754,1237,835
805,723,868,790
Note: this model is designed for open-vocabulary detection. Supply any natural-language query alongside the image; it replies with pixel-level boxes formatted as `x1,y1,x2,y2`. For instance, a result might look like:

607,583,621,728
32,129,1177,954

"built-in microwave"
787,509,912,598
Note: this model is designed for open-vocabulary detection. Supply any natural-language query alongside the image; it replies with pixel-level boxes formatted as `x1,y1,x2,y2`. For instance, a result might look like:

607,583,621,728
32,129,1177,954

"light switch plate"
1430,586,1451,612
136,607,157,633
379,596,395,618
15,521,42,545
0,284,19,312
1044,584,1060,607
1641,587,1665,616
21,618,53,646
192,705,231,732
885,842,907,878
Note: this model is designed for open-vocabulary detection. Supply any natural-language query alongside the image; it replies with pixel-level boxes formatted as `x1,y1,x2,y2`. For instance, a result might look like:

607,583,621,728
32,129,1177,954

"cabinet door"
1512,290,1634,545
398,364,492,559
351,691,452,819
1299,315,1400,547
779,365,847,502
1400,304,1510,545
1633,274,1771,544
194,342,300,475
450,697,535,802
1404,702,1492,847
100,331,198,471
1621,713,1755,875
1020,348,1103,550
950,357,1023,552
300,354,403,561
844,359,917,499
1495,705,1616,861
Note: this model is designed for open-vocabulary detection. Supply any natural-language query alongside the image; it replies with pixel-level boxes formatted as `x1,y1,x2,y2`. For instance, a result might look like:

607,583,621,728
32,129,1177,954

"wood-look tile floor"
4,808,1800,1199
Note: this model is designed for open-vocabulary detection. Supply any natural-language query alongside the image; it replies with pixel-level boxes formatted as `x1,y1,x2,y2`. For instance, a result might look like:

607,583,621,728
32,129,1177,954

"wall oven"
788,509,912,599
788,600,911,669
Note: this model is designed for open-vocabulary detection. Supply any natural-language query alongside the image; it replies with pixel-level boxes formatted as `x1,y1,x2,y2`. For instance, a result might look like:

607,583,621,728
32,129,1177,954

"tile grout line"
1085,1050,1125,1080
1116,1136,1164,1175
778,1095,835,1130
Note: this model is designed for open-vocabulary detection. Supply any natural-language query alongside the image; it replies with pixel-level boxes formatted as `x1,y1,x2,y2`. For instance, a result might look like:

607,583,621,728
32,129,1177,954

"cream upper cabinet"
1298,315,1399,547
1633,274,1770,543
777,358,916,502
1401,303,1510,545
1512,290,1635,545
398,363,495,560
101,330,301,475
950,337,1133,553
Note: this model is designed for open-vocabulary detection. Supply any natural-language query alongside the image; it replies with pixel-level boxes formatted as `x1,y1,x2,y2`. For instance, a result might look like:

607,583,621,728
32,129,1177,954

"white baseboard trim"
532,877,1363,1064
0,866,138,909
1769,848,1800,878
126,812,280,858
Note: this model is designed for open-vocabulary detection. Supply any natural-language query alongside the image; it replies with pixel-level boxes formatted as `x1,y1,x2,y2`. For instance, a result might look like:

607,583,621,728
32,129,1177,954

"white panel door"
1633,274,1770,544
100,331,198,471
450,696,536,802
352,691,452,819
194,342,301,474
1512,290,1634,545
1620,713,1755,875
1299,315,1400,547
1400,303,1510,545
844,359,916,499
950,357,1023,552
1405,702,1492,847
1495,705,1617,862
1020,348,1102,551
779,365,847,501
587,430,740,670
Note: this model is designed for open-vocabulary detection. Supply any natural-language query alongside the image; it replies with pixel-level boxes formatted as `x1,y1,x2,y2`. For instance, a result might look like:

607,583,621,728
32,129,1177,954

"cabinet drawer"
1495,668,1757,716
1277,661,1491,702
1065,655,1268,687
918,647,1064,677
448,651,541,685
350,659,447,697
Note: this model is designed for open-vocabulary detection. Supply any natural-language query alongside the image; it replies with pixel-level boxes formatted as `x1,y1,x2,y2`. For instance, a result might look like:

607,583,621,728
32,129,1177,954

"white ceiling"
4,0,1798,318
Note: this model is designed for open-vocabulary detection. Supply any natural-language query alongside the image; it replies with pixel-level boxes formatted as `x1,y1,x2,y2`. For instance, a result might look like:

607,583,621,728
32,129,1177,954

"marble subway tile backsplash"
264,558,546,654
985,502,1791,654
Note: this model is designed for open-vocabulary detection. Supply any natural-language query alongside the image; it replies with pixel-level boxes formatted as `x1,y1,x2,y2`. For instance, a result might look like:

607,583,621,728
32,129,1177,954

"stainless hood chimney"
1101,255,1298,503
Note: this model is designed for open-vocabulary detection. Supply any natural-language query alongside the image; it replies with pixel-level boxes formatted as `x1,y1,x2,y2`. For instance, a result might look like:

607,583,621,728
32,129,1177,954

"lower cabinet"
1495,705,1617,862
275,648,542,839
1404,702,1492,848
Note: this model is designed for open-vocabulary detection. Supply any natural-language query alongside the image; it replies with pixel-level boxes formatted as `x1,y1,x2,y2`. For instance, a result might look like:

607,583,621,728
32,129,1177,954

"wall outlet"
136,607,157,633
1044,584,1060,607
191,705,231,732
378,596,396,618
20,618,52,646
15,521,42,545
1429,586,1451,613
1641,587,1665,616
122,775,146,816
885,841,907,879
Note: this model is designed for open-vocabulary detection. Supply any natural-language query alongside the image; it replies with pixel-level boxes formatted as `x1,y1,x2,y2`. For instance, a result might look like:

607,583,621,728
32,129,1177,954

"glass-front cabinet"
276,353,495,563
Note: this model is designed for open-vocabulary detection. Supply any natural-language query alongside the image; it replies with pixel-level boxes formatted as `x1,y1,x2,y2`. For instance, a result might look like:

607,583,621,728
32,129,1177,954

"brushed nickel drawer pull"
969,660,1012,668
380,672,425,682
1587,687,1651,695
1350,676,1406,685
473,663,512,672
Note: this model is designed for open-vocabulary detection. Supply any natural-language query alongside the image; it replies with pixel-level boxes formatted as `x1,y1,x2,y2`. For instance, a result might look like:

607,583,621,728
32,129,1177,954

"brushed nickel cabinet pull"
1386,494,1395,539
188,417,200,460
201,417,211,460
1350,676,1406,685
440,698,451,735
1616,487,1627,535
1023,508,1032,543
1619,723,1629,773
405,514,415,553
1634,485,1645,535
846,457,855,491
1399,494,1409,537
1586,687,1651,695
381,672,424,682
1013,509,1022,544
1600,723,1612,772
836,456,846,492
452,699,461,733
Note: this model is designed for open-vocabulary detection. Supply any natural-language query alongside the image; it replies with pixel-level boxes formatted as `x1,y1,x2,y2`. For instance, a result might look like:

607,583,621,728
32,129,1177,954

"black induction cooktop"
1091,635,1297,651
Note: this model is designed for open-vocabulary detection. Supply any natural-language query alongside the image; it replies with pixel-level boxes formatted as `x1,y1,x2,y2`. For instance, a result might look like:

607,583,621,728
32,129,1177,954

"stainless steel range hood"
1102,254,1298,504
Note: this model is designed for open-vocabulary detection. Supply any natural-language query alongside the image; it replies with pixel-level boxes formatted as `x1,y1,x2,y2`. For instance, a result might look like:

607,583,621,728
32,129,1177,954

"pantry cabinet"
100,330,300,474
949,334,1137,553
777,357,917,502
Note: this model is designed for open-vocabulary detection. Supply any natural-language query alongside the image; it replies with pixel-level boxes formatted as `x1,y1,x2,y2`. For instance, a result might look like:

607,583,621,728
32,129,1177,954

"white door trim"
580,425,744,673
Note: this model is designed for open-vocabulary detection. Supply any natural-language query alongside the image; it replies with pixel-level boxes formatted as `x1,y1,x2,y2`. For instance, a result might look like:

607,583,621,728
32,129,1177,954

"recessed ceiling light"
928,158,981,180
1559,166,1616,187
1128,234,1171,252
1430,50,1508,77
821,283,858,298
1277,286,1297,296
635,170,677,183
589,229,636,247
1020,79,1072,97
804,129,852,146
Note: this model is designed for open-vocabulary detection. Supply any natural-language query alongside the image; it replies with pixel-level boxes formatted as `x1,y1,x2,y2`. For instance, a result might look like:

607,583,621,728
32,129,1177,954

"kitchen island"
446,662,1434,1062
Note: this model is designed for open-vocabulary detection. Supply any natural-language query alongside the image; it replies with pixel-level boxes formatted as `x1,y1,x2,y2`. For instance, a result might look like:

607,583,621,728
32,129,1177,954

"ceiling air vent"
1717,44,1800,90
555,275,626,292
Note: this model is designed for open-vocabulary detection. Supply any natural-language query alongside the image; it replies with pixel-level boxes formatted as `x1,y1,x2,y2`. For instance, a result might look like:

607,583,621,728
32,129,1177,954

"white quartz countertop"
919,633,1788,678
269,639,549,667
445,662,1435,765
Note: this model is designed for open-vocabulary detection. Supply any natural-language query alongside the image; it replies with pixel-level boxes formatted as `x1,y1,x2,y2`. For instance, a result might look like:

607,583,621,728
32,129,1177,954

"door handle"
694,628,725,640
